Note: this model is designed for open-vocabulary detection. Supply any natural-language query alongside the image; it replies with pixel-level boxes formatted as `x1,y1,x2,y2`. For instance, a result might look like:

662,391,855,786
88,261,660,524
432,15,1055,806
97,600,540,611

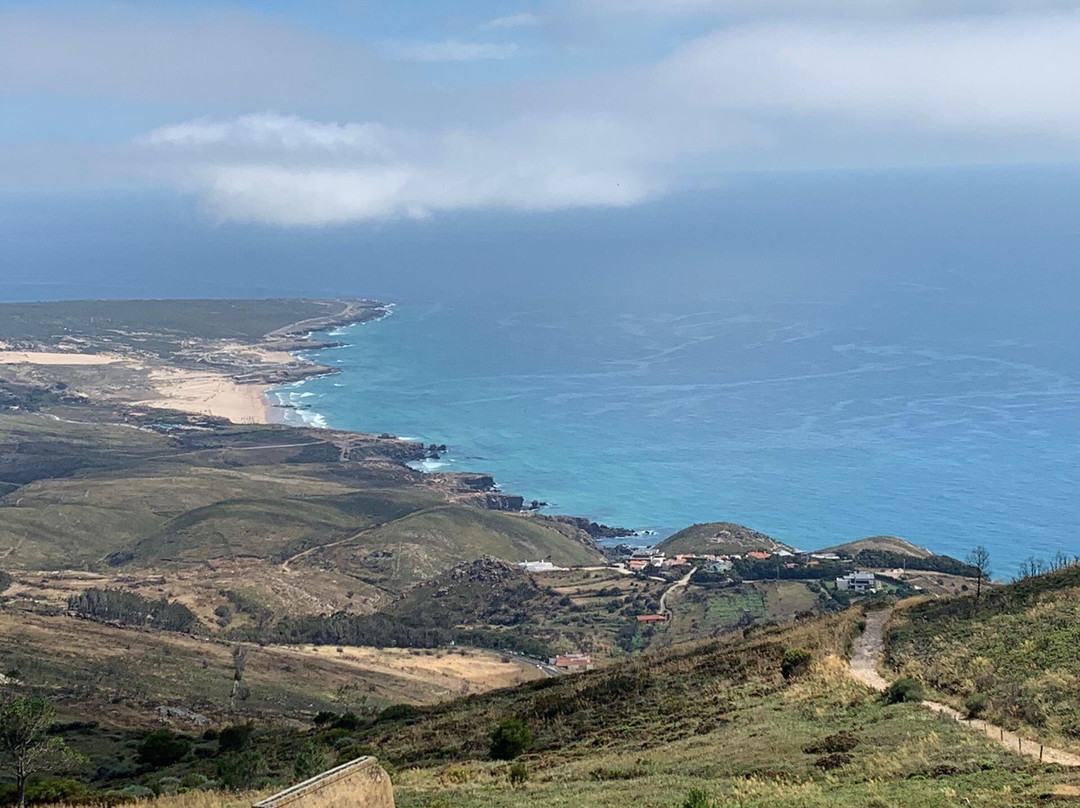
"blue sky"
5,0,1080,225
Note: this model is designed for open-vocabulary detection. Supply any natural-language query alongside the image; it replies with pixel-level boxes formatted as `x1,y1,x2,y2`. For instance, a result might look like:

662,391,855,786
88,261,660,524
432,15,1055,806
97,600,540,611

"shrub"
814,753,853,770
18,778,88,805
216,749,268,790
883,677,924,704
137,730,193,767
119,785,155,799
441,766,472,785
217,723,253,753
508,762,529,787
331,712,363,731
313,710,337,726
294,740,333,782
489,717,533,761
680,788,717,808
804,731,858,755
965,692,989,719
377,704,420,723
155,776,182,795
180,773,210,789
781,648,813,680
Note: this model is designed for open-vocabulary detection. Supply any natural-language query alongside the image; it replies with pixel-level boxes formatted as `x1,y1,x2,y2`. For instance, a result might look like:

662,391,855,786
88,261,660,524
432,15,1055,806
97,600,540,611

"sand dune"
143,369,271,424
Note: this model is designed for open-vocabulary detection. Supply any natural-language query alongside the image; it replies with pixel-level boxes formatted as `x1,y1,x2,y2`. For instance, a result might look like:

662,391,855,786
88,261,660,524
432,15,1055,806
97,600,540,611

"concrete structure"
836,572,876,592
518,560,565,573
253,756,394,808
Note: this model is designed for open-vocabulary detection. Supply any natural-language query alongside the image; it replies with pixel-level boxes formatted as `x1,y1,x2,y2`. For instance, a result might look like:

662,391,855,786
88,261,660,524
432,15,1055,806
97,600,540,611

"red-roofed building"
636,614,668,624
747,551,772,561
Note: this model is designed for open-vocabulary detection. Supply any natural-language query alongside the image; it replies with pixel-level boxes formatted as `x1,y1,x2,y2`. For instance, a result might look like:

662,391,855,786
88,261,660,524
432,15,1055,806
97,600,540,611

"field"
0,610,542,728
886,565,1080,752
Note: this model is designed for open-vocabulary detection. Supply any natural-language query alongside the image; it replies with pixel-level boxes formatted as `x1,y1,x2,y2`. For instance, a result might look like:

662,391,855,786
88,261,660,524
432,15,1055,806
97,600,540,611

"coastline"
0,298,392,428
262,304,396,430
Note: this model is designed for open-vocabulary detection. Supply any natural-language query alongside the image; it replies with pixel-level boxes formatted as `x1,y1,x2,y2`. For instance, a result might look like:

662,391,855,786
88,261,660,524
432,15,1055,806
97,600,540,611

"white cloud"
578,0,1080,20
383,39,519,62
654,13,1080,139
140,113,656,225
482,12,543,29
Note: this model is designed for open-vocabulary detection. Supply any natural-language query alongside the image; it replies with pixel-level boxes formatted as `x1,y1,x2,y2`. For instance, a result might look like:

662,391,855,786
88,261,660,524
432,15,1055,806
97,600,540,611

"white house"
836,572,876,592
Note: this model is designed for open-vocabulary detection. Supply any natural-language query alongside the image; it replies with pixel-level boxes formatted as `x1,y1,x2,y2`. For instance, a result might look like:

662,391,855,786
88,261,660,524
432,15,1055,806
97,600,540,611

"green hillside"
819,535,932,558
886,564,1080,749
0,412,600,601
657,521,794,555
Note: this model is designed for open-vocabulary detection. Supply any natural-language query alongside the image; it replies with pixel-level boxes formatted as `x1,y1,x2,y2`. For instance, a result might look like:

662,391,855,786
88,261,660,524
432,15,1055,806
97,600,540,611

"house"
836,572,876,592
627,559,649,571
707,559,733,573
637,614,668,624
747,551,772,561
518,560,565,573
549,653,593,671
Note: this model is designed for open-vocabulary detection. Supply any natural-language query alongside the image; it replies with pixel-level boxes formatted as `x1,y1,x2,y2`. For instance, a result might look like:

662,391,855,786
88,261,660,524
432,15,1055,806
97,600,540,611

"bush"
814,753,853,770
217,724,253,753
137,731,193,767
216,749,268,790
155,776,182,796
781,648,813,680
294,740,333,782
508,762,529,787
119,785,155,799
804,731,858,754
377,704,420,723
680,788,717,808
965,692,989,719
883,677,924,704
313,710,337,726
489,717,533,761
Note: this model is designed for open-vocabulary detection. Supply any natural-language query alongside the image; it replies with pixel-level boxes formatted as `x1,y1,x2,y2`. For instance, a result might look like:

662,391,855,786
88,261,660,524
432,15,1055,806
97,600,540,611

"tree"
0,696,78,806
966,545,992,608
489,717,532,761
136,730,192,767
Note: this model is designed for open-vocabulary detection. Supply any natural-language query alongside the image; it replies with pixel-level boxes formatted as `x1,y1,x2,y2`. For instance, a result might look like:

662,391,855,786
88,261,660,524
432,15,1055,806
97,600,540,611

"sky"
4,0,1080,227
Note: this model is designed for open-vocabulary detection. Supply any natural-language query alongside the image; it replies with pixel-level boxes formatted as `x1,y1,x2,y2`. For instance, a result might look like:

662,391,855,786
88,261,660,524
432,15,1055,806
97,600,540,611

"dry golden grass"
42,791,270,808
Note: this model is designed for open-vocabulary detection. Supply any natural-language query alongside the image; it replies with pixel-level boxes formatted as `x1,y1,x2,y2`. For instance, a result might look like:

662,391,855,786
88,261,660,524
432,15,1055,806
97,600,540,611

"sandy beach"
142,369,272,424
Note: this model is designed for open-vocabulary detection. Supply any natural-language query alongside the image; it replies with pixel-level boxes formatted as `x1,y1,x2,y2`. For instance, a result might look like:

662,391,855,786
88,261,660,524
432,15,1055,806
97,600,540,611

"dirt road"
848,606,1080,767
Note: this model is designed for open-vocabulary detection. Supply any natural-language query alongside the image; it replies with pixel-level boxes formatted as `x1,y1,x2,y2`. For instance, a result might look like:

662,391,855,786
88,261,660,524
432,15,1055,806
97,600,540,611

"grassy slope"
886,565,1080,750
656,522,795,555
317,507,602,587
0,413,599,587
20,608,1075,808
364,611,1057,808
0,611,541,726
820,536,933,558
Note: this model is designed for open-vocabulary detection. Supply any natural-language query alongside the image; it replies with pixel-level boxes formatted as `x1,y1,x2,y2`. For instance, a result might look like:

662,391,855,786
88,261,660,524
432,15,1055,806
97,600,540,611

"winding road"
849,607,1080,767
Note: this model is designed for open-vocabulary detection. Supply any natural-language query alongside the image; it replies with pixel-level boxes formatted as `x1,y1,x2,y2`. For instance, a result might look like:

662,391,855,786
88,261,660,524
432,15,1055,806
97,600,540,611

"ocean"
5,169,1080,574
271,292,1080,573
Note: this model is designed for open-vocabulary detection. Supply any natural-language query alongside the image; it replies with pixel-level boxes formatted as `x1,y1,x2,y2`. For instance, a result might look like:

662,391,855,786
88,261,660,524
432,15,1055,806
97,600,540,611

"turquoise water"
272,296,1080,573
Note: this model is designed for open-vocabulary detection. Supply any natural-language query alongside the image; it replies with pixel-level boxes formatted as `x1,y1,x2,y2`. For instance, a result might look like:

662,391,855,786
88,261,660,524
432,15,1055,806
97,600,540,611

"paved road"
849,606,1080,767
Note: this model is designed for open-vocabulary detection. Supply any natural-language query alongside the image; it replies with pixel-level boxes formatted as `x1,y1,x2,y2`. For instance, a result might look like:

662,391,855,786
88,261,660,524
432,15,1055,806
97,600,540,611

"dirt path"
659,567,695,616
849,606,1080,766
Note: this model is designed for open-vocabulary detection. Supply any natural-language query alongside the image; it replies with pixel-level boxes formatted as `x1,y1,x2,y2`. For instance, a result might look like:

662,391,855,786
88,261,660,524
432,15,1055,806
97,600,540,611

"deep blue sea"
4,169,1080,574
273,292,1080,572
